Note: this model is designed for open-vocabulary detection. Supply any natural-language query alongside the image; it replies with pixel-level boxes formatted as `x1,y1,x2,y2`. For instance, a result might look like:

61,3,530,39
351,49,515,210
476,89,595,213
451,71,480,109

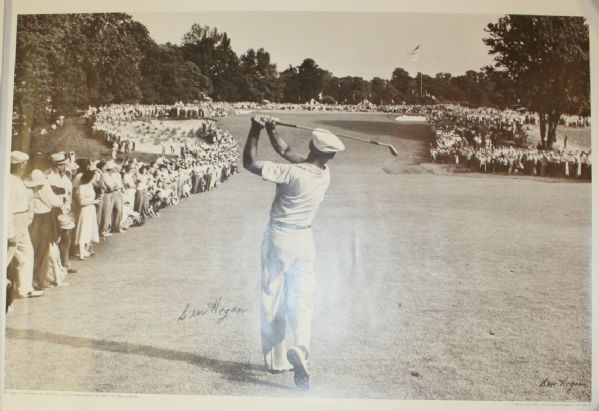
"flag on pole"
407,44,420,61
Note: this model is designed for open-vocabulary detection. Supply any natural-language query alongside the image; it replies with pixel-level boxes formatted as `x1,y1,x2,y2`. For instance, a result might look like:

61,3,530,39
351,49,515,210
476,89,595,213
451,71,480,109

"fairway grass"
5,112,591,401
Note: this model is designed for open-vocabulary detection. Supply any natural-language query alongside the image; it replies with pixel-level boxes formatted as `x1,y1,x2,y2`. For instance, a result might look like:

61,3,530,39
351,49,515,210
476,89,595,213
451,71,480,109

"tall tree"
322,76,341,103
335,76,370,104
369,77,394,105
296,58,328,102
239,48,280,102
13,13,157,149
13,15,57,150
140,43,212,104
389,68,414,102
279,65,301,102
182,25,242,101
77,14,147,105
452,70,482,105
429,72,465,102
483,15,589,149
138,40,165,103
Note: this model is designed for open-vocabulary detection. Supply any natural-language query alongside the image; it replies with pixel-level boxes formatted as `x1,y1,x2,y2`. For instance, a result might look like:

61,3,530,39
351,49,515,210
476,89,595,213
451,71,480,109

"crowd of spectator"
86,104,234,157
83,102,592,184
428,105,592,179
6,101,592,311
6,115,240,312
561,114,590,128
232,100,435,113
79,100,593,129
84,102,228,122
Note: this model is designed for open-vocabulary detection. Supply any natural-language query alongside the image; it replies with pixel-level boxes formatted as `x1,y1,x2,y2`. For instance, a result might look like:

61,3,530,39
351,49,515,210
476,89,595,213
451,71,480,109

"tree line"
13,13,589,150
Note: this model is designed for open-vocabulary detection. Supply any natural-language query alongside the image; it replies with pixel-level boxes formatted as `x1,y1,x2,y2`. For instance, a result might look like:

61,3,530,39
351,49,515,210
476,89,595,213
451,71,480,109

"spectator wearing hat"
121,164,137,228
206,165,215,190
46,152,77,274
243,115,344,390
100,160,124,236
134,165,151,221
7,152,43,299
190,161,201,194
26,169,63,289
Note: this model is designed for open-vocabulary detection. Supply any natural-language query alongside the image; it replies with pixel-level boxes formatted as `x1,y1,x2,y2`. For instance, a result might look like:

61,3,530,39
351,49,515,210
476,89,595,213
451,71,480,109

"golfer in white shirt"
243,115,344,390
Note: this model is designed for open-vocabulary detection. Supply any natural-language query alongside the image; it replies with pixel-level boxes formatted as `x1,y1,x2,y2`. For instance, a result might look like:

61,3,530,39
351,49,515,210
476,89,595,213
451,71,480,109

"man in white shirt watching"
8,151,44,299
243,115,344,390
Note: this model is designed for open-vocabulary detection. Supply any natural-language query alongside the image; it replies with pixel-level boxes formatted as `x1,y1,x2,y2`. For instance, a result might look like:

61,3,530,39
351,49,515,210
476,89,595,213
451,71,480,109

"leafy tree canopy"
483,15,589,148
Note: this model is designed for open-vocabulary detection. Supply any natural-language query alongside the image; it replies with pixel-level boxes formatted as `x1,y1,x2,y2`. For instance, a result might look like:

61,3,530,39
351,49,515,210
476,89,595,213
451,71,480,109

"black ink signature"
178,297,249,325
539,377,586,393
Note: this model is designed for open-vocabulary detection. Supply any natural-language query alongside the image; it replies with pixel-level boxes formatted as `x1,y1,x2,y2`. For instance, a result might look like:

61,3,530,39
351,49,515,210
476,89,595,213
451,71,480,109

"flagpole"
419,42,423,99
406,43,422,100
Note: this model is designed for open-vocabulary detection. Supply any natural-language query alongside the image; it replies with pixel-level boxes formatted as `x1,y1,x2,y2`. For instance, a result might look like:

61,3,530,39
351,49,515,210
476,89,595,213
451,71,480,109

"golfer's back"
262,161,330,227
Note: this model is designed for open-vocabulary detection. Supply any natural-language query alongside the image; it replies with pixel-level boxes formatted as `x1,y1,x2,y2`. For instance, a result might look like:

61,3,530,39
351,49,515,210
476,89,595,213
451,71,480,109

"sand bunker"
395,115,427,123
109,119,210,154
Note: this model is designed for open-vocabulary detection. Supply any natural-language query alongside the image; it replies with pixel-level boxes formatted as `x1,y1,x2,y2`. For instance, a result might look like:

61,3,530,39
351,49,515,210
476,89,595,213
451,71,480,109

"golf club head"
389,145,399,156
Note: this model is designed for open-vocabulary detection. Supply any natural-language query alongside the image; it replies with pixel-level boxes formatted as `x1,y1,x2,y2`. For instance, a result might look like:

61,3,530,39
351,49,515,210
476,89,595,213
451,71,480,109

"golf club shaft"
276,121,399,156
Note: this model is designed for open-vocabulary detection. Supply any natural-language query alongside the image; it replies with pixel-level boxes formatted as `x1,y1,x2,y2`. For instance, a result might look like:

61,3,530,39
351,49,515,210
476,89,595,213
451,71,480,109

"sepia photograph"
1,1,596,410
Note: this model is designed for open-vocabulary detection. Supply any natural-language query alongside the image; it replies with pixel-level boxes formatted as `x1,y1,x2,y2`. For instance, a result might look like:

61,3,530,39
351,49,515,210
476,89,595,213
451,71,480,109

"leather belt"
270,219,311,230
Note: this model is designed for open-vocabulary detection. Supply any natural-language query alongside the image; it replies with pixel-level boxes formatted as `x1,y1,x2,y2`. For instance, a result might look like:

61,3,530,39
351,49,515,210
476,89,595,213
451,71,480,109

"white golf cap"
11,151,29,164
311,128,345,153
50,152,68,164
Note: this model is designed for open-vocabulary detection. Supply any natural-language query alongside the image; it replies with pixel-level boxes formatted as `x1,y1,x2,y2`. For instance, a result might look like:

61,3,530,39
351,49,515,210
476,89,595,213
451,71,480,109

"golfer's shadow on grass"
6,327,295,392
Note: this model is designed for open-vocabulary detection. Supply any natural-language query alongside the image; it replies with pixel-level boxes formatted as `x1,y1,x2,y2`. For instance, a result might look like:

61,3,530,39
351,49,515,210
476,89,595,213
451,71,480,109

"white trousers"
9,226,35,296
260,222,316,371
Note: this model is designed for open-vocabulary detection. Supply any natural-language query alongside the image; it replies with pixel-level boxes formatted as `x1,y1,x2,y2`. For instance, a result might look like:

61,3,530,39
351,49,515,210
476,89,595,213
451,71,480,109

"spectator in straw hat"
26,169,63,289
7,151,43,299
46,152,77,274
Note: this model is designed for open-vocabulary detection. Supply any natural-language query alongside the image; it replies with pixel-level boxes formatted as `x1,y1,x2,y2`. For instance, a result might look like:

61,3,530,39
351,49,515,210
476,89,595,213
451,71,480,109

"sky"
131,12,502,80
